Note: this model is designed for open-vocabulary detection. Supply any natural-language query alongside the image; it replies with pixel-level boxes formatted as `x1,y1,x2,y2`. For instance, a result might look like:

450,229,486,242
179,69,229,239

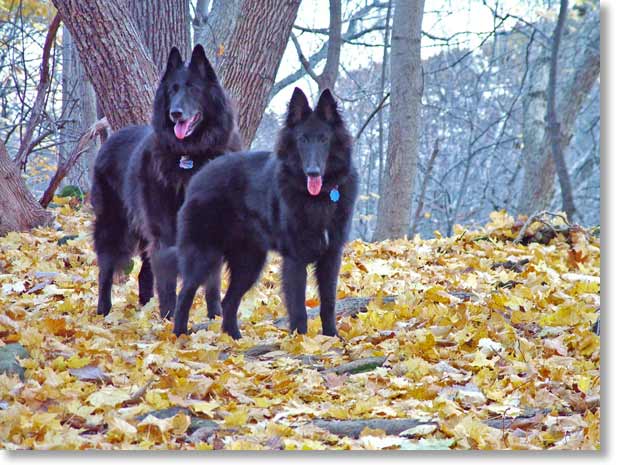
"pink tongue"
307,176,322,196
174,119,191,139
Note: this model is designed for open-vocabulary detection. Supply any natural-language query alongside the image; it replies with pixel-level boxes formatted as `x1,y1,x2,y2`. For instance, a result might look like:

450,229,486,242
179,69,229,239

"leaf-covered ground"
0,199,600,450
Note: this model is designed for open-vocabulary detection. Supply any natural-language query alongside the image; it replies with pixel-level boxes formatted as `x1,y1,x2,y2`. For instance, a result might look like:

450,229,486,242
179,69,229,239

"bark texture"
193,0,243,67
51,0,159,130
128,0,190,71
373,0,425,241
219,0,301,146
0,140,52,235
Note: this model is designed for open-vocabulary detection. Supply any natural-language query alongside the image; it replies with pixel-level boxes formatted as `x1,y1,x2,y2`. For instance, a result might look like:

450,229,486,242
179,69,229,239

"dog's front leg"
315,248,343,337
151,244,178,319
282,256,308,335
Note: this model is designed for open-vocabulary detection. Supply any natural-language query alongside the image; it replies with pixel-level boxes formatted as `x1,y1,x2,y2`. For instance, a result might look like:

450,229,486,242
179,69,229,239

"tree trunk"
61,27,98,192
517,52,553,216
219,0,301,146
377,0,392,195
193,0,243,68
373,0,425,241
319,0,342,92
546,0,576,221
51,0,159,130
0,140,52,235
411,139,439,236
128,0,190,71
517,12,599,217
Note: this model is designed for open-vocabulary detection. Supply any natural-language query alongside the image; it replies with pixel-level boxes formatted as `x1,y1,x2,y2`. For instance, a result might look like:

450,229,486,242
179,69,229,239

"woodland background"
0,0,601,450
0,0,601,240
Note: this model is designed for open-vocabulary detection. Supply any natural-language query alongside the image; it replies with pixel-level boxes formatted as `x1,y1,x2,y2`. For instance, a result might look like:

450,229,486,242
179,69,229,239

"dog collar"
329,186,340,202
179,156,193,170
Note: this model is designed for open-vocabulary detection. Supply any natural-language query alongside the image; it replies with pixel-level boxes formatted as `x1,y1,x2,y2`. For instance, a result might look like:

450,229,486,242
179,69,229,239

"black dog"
173,88,358,338
91,45,241,319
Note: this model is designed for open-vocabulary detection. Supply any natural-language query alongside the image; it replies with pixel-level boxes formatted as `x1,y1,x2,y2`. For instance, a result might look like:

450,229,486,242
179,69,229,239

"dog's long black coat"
173,88,358,338
91,45,241,319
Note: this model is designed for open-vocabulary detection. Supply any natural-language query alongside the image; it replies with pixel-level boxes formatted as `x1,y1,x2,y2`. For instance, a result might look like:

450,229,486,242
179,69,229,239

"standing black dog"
91,45,241,319
173,87,358,339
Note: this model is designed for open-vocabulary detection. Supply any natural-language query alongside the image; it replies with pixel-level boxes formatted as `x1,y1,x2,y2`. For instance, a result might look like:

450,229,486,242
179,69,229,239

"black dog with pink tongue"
173,87,358,339
91,45,241,320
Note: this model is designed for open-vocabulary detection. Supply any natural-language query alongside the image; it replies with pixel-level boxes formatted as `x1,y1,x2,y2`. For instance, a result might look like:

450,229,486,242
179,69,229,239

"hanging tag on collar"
179,156,193,170
329,186,340,202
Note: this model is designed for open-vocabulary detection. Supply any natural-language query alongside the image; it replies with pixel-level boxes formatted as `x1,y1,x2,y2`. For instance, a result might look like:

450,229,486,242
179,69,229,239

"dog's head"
278,87,351,196
152,45,225,141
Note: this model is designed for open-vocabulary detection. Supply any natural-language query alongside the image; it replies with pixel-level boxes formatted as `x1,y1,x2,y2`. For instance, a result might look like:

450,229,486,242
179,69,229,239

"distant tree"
290,0,342,92
60,27,98,191
373,0,425,240
517,6,599,218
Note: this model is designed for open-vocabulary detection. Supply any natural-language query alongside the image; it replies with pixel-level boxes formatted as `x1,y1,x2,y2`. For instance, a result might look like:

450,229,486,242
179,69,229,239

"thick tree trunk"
219,0,301,146
517,12,599,217
193,0,243,67
373,0,425,241
51,0,159,130
517,53,553,216
0,141,52,235
128,0,190,71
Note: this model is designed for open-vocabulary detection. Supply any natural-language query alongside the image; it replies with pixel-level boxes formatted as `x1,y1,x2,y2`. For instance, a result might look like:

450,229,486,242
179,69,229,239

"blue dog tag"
330,187,340,202
179,156,193,170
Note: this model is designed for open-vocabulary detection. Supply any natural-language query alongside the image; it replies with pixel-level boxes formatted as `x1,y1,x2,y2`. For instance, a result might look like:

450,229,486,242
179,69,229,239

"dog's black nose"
306,167,321,177
170,110,183,121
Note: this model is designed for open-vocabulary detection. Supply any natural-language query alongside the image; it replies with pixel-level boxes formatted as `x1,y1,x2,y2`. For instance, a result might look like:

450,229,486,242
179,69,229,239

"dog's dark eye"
319,135,328,143
171,84,180,93
186,82,193,89
299,135,309,143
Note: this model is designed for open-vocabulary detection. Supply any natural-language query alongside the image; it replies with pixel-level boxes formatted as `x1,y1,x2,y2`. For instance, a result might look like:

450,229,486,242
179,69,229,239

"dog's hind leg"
282,257,309,335
96,253,116,316
174,248,221,336
204,257,223,318
151,245,178,319
221,249,267,339
314,250,343,337
138,251,154,305
93,213,129,317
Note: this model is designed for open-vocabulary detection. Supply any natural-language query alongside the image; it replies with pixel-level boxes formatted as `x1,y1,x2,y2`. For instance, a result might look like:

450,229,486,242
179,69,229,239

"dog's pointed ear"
286,87,312,126
163,46,183,79
315,88,340,123
189,44,218,82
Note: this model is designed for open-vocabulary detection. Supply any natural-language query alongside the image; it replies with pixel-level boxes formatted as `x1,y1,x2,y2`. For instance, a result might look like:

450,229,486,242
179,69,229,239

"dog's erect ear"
163,47,183,79
286,87,312,127
189,44,218,82
315,88,340,123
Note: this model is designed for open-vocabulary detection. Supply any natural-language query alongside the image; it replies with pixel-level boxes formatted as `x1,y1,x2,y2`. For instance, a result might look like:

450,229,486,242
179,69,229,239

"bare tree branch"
14,14,61,170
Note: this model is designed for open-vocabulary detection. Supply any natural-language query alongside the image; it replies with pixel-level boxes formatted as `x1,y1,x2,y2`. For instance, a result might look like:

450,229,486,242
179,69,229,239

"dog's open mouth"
174,112,202,140
307,175,322,196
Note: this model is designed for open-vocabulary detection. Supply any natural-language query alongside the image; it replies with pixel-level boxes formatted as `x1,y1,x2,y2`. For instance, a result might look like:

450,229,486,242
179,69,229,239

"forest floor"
0,198,600,450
